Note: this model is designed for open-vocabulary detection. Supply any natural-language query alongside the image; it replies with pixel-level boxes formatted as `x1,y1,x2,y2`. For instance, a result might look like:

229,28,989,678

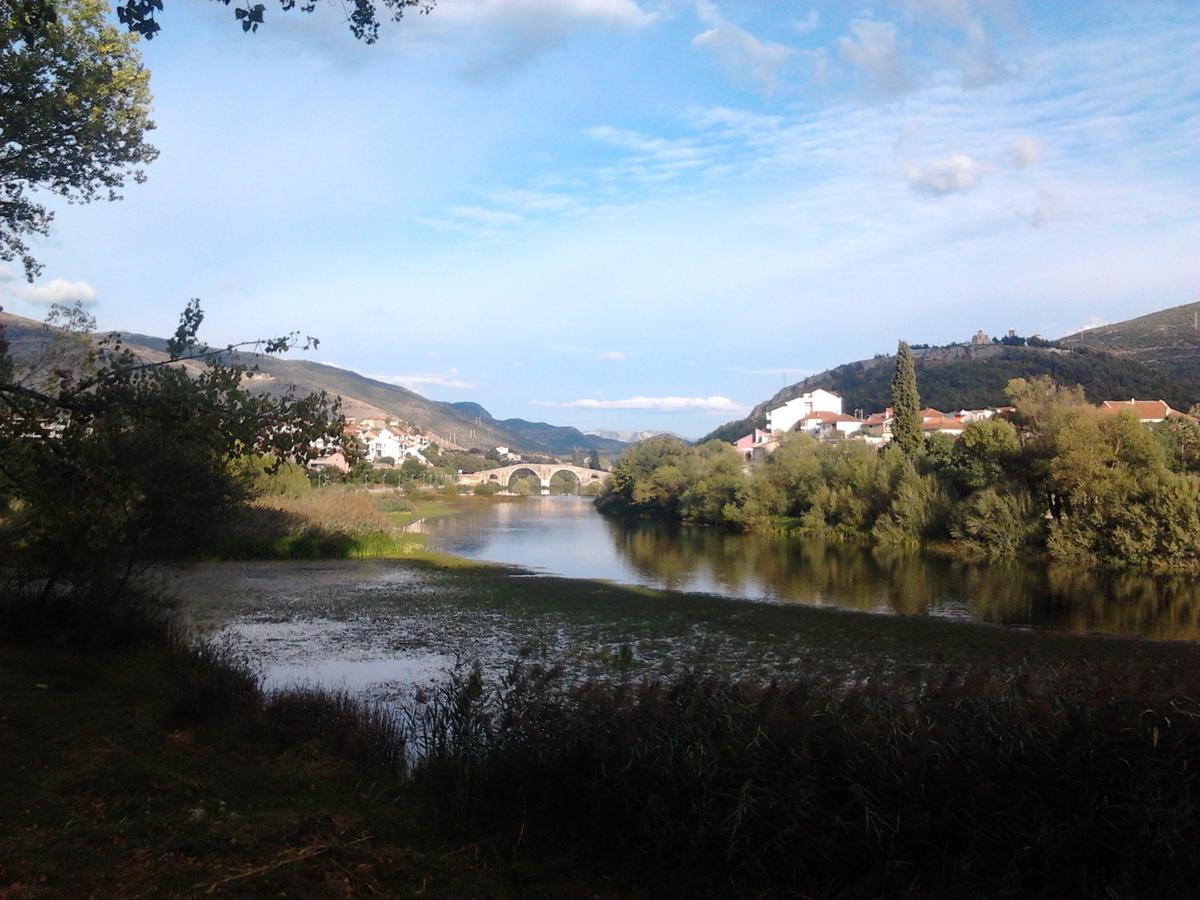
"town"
734,387,1196,462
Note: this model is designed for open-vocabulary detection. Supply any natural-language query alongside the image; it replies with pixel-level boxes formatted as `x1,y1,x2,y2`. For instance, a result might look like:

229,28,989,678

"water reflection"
416,498,1200,641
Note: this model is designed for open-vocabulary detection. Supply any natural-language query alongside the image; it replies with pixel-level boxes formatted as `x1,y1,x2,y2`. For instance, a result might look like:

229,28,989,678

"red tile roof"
1098,399,1172,421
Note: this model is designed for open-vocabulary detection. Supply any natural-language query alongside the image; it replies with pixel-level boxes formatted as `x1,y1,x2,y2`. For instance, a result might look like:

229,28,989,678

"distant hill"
449,402,628,455
0,312,628,458
703,305,1200,444
585,429,679,444
1060,300,1200,383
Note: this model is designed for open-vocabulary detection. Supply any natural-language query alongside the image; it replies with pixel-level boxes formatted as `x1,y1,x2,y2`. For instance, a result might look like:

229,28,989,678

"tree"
587,448,601,470
2,0,158,279
0,299,342,590
889,340,921,459
113,0,434,43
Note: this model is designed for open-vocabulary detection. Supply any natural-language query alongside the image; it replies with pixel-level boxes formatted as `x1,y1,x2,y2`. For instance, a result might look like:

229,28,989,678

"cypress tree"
890,340,922,458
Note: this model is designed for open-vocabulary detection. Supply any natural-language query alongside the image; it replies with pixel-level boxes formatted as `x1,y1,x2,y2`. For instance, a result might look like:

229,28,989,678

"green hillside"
1059,300,1200,381
705,336,1200,444
0,313,626,457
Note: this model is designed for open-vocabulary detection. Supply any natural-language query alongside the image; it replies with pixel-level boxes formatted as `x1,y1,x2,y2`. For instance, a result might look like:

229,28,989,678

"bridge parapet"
457,463,611,492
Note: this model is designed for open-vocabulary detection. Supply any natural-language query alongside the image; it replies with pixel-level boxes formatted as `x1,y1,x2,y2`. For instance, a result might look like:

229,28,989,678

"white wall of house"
766,390,843,433
367,427,404,460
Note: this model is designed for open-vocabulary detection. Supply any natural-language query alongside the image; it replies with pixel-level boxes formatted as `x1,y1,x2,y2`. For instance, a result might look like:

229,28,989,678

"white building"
365,427,404,461
766,389,843,434
796,411,864,439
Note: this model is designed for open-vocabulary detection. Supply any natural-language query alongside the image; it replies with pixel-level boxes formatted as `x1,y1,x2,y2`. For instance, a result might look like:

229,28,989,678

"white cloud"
438,0,661,81
904,154,984,195
790,10,820,35
1006,136,1040,168
1026,185,1065,228
693,1,795,95
898,0,1014,87
1076,315,1109,333
548,343,627,361
446,205,526,226
0,264,15,283
2,277,98,307
535,394,748,412
838,18,914,98
958,17,1009,87
488,188,578,213
364,371,478,390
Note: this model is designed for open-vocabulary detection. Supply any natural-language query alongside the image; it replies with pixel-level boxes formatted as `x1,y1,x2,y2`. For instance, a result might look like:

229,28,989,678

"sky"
2,0,1198,437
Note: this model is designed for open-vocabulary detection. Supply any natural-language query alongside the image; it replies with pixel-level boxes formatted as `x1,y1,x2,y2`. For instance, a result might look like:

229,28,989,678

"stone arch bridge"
457,463,611,494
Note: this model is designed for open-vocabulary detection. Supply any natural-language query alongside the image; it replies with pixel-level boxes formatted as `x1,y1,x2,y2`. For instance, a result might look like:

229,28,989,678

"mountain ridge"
0,311,629,457
703,302,1200,443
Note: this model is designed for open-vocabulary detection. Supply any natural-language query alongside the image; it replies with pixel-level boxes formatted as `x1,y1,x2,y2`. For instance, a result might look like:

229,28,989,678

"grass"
4,584,1200,897
210,487,480,566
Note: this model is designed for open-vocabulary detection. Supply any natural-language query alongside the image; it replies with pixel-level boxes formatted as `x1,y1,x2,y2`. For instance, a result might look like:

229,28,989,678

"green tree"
2,0,157,279
0,300,341,590
889,340,921,459
113,0,434,43
586,448,601,470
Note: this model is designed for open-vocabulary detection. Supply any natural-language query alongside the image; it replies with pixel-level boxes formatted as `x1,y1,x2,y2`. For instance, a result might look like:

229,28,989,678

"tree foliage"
600,377,1200,569
0,300,342,589
889,340,921,459
112,0,434,42
1,0,158,279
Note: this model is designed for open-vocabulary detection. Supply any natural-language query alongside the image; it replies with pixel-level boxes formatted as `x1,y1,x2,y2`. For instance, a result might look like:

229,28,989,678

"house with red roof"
1097,399,1194,424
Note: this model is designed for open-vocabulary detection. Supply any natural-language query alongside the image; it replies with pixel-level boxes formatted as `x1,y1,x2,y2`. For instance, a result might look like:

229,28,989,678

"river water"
410,496,1200,642
166,496,1198,704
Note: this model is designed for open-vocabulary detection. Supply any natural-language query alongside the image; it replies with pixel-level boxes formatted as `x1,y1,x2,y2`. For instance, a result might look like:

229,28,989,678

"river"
411,496,1200,641
164,496,1199,704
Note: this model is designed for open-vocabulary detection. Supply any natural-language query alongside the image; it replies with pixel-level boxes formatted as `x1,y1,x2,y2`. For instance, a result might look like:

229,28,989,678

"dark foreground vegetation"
4,586,1200,898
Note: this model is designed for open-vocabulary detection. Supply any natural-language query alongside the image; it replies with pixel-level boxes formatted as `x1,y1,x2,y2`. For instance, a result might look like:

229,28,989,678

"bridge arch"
505,466,545,489
456,463,612,492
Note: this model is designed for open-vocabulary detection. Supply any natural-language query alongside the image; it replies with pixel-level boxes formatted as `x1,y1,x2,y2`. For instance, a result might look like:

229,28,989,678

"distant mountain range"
0,311,629,458
584,429,679,444
704,301,1200,443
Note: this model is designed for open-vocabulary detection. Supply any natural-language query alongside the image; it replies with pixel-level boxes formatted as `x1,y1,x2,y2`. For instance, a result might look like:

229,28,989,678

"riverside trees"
598,376,1200,569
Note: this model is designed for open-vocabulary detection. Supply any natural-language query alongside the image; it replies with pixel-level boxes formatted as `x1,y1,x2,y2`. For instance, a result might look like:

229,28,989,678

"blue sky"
3,0,1198,437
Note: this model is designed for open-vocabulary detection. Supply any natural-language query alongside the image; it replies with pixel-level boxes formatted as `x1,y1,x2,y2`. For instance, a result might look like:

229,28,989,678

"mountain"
585,429,679,444
450,402,629,455
1059,301,1200,383
0,312,628,457
703,305,1200,443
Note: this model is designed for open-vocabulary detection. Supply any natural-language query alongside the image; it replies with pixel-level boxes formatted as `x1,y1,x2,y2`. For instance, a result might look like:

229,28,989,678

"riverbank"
210,490,484,567
3,581,1200,897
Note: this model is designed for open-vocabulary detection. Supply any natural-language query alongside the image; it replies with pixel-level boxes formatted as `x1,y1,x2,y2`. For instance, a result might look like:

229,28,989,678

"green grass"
210,489,485,566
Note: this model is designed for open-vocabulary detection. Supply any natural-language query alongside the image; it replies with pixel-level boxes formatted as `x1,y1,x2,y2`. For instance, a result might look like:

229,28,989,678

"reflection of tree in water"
606,521,914,611
604,519,1200,640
